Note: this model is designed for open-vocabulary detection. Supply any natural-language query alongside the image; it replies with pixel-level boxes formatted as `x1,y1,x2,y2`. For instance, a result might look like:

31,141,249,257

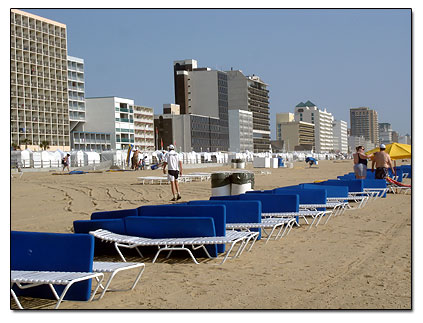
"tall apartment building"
379,122,393,145
348,135,374,153
67,56,114,151
392,131,399,143
276,113,294,141
227,70,271,152
294,101,334,153
84,97,134,150
228,109,254,152
133,105,154,150
398,134,411,145
11,9,70,151
172,59,229,152
350,107,379,145
67,55,85,130
154,112,221,152
276,113,314,151
332,120,348,154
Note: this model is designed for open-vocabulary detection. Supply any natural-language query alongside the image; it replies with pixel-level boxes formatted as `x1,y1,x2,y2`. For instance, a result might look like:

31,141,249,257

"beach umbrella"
365,142,411,160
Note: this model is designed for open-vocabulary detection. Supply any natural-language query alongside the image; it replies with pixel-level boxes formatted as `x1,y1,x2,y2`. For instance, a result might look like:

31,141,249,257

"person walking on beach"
62,153,70,172
371,144,395,179
132,149,139,170
162,144,183,201
353,146,371,179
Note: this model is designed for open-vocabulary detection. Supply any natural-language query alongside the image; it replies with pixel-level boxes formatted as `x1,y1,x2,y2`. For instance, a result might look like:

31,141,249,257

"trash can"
236,159,245,169
230,171,254,195
211,172,231,196
278,157,284,168
231,159,237,169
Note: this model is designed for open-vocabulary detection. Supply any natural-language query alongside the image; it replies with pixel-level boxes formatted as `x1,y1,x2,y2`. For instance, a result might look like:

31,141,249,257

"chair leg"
97,264,145,300
10,286,23,309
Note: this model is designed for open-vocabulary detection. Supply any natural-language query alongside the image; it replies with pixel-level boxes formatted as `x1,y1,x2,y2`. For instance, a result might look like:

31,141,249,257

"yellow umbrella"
365,142,411,160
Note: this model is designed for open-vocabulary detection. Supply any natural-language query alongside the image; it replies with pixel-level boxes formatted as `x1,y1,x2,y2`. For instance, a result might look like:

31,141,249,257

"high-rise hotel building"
227,70,271,152
10,9,70,151
294,101,334,153
350,107,379,146
67,55,85,130
172,59,229,152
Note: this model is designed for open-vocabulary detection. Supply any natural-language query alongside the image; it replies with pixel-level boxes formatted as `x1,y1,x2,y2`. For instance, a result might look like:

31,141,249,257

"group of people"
353,144,395,180
131,149,148,170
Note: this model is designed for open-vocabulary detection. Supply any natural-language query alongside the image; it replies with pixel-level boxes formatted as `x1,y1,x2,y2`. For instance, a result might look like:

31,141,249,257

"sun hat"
380,144,386,149
168,144,175,150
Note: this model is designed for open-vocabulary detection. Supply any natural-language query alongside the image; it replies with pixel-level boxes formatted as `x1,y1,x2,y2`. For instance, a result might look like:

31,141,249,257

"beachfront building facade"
398,134,411,145
294,101,334,153
133,105,155,151
379,122,393,145
10,9,70,151
276,113,294,141
348,135,374,153
332,120,348,154
227,70,271,152
350,107,379,146
154,112,221,152
68,56,85,130
84,97,138,151
172,59,229,152
228,109,254,152
276,112,315,151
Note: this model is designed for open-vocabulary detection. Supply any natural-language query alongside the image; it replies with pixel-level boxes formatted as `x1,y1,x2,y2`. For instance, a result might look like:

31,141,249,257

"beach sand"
10,160,411,309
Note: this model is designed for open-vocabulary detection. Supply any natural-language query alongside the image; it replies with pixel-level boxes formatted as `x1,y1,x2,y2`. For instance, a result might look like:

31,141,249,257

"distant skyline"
23,8,411,137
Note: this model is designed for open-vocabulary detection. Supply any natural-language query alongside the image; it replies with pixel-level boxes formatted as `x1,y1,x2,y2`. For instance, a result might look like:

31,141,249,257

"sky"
23,8,411,138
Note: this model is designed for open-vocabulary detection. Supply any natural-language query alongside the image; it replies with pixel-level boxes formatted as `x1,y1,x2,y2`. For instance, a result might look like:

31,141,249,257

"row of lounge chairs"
137,172,211,185
11,173,392,309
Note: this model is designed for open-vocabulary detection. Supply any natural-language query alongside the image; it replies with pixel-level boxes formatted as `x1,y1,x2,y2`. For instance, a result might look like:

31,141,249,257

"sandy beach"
10,159,411,309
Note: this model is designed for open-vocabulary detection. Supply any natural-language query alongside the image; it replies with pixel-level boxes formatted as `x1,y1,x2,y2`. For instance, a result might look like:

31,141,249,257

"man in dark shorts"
371,144,395,179
162,145,183,201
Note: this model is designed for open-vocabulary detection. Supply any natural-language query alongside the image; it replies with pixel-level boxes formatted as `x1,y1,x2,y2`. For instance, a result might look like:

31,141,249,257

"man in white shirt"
162,144,183,201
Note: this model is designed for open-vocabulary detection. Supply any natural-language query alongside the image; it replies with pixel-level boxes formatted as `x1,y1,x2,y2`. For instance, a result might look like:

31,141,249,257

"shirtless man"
371,144,395,179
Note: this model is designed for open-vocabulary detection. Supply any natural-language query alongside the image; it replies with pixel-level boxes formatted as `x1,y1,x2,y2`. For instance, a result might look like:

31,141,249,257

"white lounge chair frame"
93,261,145,300
11,270,104,309
137,176,168,185
89,229,259,265
226,217,297,243
263,210,332,229
299,201,348,224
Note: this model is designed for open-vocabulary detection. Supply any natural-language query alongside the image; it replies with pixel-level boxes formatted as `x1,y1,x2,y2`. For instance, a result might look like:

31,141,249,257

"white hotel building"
332,119,348,154
10,9,70,151
84,97,154,151
294,101,334,153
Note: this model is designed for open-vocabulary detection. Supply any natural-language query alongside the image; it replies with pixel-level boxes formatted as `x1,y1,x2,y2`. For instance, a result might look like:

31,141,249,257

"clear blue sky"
24,8,411,138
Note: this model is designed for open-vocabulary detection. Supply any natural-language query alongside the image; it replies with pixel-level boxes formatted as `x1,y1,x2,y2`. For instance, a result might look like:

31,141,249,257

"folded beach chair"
211,193,322,230
314,180,374,209
188,200,296,243
137,176,168,185
11,231,145,309
271,187,346,225
180,173,211,182
90,226,258,265
238,192,332,228
385,176,411,194
11,270,104,309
